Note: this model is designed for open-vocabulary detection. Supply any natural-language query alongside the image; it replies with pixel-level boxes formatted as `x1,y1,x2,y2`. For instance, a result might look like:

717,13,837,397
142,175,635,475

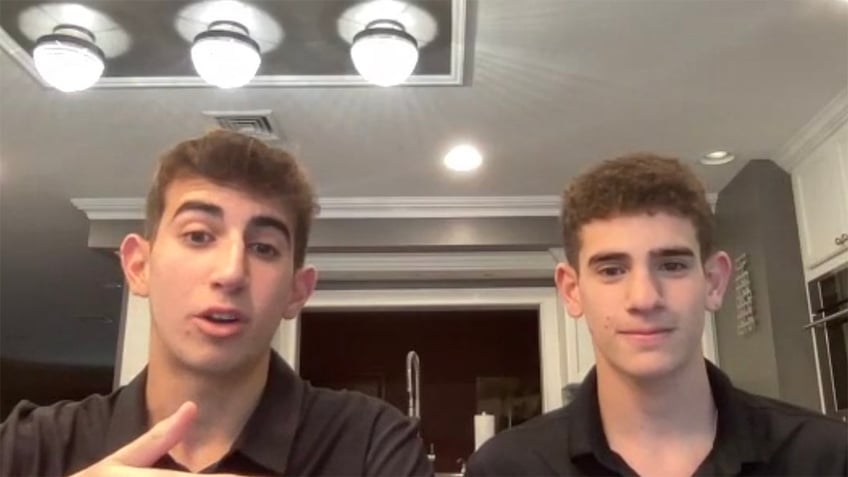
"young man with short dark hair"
1,130,433,477
466,153,847,476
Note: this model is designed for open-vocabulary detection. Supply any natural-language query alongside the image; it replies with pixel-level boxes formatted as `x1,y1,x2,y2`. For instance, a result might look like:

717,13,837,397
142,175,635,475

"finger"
108,401,198,467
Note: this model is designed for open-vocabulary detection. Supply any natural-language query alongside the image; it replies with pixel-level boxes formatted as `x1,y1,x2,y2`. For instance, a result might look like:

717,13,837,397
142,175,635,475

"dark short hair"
561,153,714,268
145,130,318,268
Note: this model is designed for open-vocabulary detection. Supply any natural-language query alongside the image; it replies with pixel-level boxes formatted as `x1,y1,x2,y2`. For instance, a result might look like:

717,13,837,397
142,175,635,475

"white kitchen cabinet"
792,122,848,270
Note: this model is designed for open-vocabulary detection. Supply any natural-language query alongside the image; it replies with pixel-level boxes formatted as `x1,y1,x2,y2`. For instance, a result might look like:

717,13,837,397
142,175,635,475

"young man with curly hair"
467,153,847,476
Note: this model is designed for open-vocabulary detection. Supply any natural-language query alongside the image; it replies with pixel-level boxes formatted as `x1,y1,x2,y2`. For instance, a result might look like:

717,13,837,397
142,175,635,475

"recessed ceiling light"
700,150,735,166
444,144,483,172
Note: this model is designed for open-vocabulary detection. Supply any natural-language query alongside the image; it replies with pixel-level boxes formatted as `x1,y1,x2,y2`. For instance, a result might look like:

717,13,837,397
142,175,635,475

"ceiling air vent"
202,109,282,142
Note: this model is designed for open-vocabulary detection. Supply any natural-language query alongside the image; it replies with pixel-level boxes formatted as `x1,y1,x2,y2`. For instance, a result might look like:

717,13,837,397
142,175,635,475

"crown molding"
72,193,721,221
309,251,558,281
773,89,848,171
316,196,560,218
72,196,563,220
71,198,145,221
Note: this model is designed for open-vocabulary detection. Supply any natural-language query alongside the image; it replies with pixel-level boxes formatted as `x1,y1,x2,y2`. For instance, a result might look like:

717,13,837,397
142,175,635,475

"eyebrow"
249,215,292,243
653,247,696,258
171,200,292,242
173,200,222,220
587,252,629,268
586,247,696,267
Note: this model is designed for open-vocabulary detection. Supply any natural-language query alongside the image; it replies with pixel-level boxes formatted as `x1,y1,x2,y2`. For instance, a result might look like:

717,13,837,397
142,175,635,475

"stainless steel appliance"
805,264,848,421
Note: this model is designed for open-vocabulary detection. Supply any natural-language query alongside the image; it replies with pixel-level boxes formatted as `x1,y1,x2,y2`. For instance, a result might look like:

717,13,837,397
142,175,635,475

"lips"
198,307,247,322
619,328,673,346
620,329,672,335
193,307,248,338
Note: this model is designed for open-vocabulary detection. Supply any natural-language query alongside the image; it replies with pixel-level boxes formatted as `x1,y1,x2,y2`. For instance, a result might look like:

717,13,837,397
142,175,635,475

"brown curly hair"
561,153,714,268
145,129,318,268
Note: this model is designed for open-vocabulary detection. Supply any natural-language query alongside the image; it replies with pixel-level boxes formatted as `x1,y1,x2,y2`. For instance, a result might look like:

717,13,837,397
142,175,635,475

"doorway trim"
276,287,568,412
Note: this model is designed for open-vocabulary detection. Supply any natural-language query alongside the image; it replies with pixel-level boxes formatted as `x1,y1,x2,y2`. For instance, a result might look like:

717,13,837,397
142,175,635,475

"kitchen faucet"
406,350,421,423
407,351,433,464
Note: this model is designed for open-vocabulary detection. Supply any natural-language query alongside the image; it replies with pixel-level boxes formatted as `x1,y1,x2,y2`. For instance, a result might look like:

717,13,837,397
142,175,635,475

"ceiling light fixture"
33,24,105,92
700,150,736,166
191,20,261,88
444,144,483,172
351,19,418,87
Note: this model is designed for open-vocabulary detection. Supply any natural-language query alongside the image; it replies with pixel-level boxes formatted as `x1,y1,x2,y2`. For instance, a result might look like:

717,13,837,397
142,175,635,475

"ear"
120,233,151,298
555,262,583,318
283,265,318,320
703,251,732,312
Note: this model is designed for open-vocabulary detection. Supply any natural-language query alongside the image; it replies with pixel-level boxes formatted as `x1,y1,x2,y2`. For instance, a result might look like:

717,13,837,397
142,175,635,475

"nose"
626,266,664,313
210,238,248,294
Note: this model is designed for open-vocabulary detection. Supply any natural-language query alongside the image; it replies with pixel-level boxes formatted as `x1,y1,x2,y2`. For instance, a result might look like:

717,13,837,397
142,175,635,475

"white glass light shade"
351,20,418,87
33,31,105,92
191,24,261,89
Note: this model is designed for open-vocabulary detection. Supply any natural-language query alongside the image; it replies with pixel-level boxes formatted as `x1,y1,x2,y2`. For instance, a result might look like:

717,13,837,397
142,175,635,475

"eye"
660,261,689,273
183,230,214,246
249,242,280,259
597,265,626,277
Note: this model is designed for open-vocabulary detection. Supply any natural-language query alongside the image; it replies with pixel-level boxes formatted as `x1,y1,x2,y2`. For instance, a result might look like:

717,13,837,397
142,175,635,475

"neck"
145,340,270,471
597,357,716,442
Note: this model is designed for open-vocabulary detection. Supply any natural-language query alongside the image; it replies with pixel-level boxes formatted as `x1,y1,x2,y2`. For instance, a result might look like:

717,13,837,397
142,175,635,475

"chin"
179,348,258,376
185,356,241,375
615,352,685,381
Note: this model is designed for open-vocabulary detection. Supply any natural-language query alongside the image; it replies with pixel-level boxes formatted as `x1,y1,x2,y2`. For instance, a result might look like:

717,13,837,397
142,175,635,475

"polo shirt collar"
104,351,305,474
564,360,769,473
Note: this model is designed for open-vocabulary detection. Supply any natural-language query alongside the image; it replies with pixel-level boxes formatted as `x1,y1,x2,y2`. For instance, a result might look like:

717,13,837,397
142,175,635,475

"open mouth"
202,312,241,324
194,311,247,337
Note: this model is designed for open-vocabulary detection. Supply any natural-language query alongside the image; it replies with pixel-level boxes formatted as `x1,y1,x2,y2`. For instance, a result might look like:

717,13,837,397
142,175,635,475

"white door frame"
276,287,568,413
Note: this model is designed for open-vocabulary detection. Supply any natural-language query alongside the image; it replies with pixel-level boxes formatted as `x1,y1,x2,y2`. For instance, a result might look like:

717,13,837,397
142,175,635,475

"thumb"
108,401,198,467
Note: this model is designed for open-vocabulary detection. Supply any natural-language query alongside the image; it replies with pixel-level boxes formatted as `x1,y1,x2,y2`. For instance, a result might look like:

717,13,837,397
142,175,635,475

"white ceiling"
1,0,846,200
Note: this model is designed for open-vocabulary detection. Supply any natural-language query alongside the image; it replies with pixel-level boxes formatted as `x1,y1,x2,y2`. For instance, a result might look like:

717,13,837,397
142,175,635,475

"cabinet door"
793,133,848,268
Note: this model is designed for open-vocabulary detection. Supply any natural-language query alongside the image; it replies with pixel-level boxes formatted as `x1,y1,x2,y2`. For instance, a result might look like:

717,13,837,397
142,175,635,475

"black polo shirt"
467,361,848,476
0,352,433,476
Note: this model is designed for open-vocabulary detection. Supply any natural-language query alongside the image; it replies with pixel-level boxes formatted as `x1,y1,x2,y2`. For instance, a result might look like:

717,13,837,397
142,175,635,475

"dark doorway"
299,308,542,473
